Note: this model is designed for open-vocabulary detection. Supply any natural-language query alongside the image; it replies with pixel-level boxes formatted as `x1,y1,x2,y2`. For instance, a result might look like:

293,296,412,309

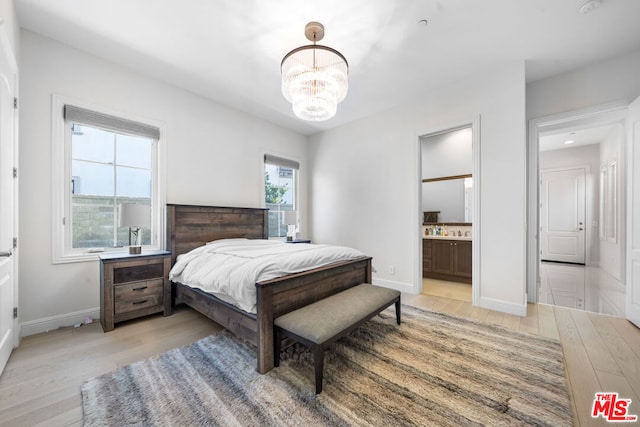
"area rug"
82,305,572,426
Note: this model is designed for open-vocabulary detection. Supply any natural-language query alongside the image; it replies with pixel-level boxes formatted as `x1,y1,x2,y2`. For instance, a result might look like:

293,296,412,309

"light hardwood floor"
1,297,639,426
422,278,472,302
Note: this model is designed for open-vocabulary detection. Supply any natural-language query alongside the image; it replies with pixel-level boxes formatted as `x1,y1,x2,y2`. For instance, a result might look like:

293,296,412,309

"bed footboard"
255,256,372,374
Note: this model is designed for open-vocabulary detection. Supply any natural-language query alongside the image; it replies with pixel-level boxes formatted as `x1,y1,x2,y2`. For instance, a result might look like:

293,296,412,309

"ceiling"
15,0,640,136
539,124,618,152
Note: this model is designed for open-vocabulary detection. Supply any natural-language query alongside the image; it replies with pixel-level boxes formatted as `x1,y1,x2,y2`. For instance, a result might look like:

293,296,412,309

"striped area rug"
82,305,572,426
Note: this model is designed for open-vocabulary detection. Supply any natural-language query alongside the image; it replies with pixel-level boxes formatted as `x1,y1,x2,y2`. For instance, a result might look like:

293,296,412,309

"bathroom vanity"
423,235,472,284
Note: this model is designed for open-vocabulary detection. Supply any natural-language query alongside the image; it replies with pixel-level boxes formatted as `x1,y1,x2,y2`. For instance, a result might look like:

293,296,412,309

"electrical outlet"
388,266,395,275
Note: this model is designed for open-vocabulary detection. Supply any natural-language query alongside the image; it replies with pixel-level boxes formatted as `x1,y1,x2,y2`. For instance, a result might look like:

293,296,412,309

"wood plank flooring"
1,297,639,426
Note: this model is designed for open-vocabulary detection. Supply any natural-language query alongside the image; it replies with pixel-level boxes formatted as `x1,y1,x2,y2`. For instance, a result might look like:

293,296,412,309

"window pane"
265,163,296,238
71,125,114,163
116,167,151,198
72,203,115,248
116,134,153,169
70,124,154,249
72,160,114,196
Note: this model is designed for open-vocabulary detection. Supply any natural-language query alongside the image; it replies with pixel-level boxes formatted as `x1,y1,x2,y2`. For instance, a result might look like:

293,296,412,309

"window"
52,98,165,262
264,155,298,239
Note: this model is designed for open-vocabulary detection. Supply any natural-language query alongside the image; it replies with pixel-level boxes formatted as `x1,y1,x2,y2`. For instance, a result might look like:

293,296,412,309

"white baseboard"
21,307,100,337
372,277,416,294
479,297,527,317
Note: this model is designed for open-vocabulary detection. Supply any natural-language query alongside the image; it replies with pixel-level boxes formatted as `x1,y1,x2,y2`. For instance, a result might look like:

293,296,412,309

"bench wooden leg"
395,299,401,325
314,345,324,394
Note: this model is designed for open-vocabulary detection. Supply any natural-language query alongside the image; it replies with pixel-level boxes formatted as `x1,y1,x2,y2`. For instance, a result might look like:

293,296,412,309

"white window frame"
51,95,166,263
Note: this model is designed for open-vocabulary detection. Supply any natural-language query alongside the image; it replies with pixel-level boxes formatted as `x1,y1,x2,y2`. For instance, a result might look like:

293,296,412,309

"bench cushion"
274,283,400,344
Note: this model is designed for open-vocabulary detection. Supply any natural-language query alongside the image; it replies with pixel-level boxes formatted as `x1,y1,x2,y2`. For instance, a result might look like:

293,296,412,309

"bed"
166,204,372,374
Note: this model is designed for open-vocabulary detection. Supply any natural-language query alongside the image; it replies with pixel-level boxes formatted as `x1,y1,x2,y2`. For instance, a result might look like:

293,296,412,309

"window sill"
52,246,162,264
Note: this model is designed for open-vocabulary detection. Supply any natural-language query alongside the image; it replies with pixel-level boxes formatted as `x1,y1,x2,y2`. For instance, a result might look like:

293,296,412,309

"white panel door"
627,96,640,327
0,26,17,376
540,168,586,264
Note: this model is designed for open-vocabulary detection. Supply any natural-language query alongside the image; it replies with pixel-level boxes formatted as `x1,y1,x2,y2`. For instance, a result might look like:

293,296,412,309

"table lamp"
283,210,297,241
119,203,150,254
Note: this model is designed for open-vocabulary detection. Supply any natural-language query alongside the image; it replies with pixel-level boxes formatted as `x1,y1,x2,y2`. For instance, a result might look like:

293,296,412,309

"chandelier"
281,22,349,122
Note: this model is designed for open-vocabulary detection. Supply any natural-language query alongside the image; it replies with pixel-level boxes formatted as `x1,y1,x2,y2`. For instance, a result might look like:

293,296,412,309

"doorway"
417,118,480,306
528,103,627,316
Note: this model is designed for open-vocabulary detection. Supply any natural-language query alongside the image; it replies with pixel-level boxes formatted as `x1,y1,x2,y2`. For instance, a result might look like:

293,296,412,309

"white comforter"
169,238,366,314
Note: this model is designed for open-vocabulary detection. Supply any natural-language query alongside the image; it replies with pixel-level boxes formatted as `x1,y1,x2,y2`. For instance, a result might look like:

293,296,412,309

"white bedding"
169,238,366,314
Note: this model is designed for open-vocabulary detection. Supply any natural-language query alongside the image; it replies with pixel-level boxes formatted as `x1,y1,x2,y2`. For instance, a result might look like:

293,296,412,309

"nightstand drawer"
114,279,164,301
115,294,163,315
114,263,164,284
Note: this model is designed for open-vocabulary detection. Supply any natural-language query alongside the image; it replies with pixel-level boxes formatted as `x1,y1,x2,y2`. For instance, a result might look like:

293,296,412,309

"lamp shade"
119,204,150,228
283,210,297,225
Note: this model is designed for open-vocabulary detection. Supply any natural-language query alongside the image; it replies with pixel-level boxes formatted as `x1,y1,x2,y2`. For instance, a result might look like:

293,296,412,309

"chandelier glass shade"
281,22,348,122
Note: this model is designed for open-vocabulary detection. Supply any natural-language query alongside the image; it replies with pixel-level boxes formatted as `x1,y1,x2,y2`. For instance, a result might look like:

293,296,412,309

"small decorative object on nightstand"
99,250,171,332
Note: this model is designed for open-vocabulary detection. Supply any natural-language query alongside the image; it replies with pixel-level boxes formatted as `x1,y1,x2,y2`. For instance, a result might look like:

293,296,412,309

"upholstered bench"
274,283,401,394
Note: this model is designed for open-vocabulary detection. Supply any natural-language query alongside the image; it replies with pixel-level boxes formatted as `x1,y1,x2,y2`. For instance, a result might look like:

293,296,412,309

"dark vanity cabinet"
423,239,471,284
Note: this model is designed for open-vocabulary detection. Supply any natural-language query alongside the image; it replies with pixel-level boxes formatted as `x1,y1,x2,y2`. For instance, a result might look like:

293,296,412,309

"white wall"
421,128,472,222
309,62,528,315
0,0,20,60
19,30,307,333
599,124,625,280
539,144,601,265
421,128,473,178
527,49,640,120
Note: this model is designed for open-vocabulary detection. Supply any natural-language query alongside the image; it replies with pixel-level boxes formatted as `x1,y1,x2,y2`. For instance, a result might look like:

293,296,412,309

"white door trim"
626,96,640,327
527,101,628,303
0,21,19,377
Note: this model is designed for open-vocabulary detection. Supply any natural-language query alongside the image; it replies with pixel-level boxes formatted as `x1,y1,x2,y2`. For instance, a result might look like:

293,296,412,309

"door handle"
0,250,12,257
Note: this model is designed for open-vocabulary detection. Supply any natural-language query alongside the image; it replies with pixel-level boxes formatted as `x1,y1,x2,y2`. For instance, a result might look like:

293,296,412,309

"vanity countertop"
423,235,472,241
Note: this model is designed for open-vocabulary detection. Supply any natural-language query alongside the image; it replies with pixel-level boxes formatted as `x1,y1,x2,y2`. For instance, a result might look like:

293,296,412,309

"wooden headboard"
166,204,269,265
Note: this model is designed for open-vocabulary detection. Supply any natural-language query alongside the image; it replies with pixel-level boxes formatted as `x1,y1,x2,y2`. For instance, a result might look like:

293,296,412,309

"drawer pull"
132,286,148,291
132,299,148,305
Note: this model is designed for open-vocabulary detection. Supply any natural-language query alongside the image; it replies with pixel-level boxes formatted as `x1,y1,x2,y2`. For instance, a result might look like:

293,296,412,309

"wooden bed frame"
166,204,372,373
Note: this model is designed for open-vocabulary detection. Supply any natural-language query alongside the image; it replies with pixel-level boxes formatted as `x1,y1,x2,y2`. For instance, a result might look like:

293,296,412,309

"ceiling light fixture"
281,22,349,122
578,0,601,15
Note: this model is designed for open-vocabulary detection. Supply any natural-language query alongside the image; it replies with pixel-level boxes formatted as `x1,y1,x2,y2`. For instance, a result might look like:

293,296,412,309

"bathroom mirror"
422,174,472,224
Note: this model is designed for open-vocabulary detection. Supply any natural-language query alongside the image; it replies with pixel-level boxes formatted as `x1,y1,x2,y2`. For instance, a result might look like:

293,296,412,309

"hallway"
538,261,625,317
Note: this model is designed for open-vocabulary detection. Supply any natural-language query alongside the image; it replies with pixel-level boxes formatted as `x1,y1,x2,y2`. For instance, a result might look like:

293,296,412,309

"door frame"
527,101,628,303
0,21,19,363
415,115,481,307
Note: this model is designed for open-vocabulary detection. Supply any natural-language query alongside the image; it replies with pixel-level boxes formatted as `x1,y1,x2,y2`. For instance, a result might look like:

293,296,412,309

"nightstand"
99,250,172,332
